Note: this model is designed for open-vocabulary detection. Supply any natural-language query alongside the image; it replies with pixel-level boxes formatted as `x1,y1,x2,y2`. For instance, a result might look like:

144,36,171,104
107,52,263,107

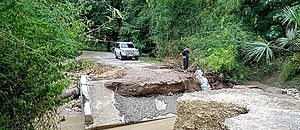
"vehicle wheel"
134,56,139,60
115,52,118,59
119,53,124,60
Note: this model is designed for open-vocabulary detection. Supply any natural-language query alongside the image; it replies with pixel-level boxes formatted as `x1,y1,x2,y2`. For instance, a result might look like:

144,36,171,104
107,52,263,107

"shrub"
0,0,86,129
280,58,298,82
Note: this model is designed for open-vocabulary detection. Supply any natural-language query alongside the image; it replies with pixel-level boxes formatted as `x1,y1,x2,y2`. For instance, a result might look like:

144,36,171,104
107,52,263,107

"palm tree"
282,6,300,30
247,6,300,63
246,42,274,63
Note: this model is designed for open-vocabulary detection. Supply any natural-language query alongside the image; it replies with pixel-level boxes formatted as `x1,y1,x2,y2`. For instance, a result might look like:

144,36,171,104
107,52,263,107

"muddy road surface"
77,51,152,69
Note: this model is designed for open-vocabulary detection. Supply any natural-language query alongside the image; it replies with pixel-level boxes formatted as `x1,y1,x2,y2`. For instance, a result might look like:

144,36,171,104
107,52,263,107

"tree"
85,0,123,52
0,0,86,129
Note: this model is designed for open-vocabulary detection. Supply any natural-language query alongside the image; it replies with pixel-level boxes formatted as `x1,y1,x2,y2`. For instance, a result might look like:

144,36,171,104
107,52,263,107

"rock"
286,88,298,95
173,88,300,130
281,88,300,100
62,98,82,113
105,69,200,96
155,99,167,111
265,87,284,94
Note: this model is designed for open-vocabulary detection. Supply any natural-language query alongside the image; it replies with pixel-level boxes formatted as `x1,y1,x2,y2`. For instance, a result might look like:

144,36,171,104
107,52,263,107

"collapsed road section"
76,51,201,129
75,51,300,130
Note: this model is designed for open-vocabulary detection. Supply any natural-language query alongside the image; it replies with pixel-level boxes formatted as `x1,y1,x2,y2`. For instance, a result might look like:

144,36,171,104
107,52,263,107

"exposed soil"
174,88,300,130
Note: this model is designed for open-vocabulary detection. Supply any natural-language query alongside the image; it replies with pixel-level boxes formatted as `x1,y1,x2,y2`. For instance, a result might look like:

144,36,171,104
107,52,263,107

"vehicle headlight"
121,50,127,55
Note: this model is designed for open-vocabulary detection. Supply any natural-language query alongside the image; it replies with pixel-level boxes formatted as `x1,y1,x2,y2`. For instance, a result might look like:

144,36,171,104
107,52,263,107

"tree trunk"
107,42,111,52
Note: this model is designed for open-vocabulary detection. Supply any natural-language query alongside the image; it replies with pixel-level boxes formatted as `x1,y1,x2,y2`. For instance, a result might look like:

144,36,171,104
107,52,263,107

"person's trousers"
183,57,189,70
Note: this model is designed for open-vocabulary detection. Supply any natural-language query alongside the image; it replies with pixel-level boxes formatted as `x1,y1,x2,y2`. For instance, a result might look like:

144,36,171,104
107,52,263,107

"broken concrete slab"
105,69,200,96
173,88,300,130
87,81,124,129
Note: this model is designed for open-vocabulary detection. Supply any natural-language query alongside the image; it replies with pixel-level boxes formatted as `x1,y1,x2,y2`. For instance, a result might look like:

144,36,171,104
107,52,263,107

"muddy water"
59,108,84,130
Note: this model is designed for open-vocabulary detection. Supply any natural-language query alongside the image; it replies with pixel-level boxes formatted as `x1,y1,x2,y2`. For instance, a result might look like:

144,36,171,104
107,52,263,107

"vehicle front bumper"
121,51,139,57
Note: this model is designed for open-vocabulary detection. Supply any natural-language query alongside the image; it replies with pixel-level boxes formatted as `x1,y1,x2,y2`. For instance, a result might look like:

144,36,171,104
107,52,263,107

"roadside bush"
280,58,298,82
0,0,86,129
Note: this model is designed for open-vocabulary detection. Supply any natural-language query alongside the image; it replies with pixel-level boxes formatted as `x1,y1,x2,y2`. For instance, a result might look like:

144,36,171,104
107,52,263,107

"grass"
283,74,300,90
139,56,161,63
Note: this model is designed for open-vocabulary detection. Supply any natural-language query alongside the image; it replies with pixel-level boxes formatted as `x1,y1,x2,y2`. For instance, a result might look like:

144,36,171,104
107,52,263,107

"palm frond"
282,6,300,30
246,42,274,63
282,6,297,28
277,29,297,50
286,28,297,40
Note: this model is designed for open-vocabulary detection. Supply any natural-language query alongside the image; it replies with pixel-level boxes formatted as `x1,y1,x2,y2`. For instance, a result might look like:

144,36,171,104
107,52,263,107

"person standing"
181,46,190,70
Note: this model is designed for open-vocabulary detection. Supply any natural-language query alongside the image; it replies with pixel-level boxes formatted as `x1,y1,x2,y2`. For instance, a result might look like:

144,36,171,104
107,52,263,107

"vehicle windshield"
120,43,134,48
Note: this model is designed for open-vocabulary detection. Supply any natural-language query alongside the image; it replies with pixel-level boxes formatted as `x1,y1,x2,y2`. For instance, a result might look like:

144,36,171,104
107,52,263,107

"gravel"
62,98,82,113
114,93,183,123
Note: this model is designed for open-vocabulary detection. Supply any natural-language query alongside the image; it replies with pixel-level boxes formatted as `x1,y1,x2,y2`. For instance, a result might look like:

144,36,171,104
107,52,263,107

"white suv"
114,42,139,60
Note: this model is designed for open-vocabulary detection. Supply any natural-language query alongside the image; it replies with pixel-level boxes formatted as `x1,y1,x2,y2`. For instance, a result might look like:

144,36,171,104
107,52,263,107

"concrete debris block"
104,69,200,96
195,70,211,91
155,99,167,111
87,81,125,129
173,88,300,130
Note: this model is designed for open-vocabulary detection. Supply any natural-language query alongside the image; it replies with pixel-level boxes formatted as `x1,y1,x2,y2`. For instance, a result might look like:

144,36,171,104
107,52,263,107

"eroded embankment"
173,88,300,130
174,99,248,130
104,68,201,96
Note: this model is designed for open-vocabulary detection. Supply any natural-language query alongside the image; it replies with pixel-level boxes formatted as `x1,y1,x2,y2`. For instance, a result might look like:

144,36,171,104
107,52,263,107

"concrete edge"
86,115,177,130
80,75,93,125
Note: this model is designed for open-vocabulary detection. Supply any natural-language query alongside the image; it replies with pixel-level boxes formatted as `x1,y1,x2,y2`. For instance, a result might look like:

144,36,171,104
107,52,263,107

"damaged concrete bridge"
75,51,300,130
77,51,200,129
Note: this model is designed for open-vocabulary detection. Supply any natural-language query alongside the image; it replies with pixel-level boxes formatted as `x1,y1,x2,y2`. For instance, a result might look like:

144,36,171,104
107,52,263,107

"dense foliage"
1,0,300,128
0,0,86,129
241,0,300,40
83,0,123,51
117,0,256,82
89,0,299,84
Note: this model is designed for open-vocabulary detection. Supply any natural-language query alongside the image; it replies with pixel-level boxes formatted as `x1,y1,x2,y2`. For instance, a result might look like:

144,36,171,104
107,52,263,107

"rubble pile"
62,98,82,112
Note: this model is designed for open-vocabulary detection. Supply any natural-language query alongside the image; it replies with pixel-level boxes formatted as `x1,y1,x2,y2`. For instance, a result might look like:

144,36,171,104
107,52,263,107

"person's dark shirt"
181,50,189,57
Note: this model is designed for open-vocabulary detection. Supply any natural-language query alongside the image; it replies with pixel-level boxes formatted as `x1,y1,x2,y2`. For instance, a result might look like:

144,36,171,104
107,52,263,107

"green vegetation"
0,0,87,129
78,0,300,83
1,0,300,129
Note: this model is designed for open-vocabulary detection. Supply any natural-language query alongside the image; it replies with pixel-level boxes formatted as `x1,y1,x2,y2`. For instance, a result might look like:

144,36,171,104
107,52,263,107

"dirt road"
77,51,153,69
